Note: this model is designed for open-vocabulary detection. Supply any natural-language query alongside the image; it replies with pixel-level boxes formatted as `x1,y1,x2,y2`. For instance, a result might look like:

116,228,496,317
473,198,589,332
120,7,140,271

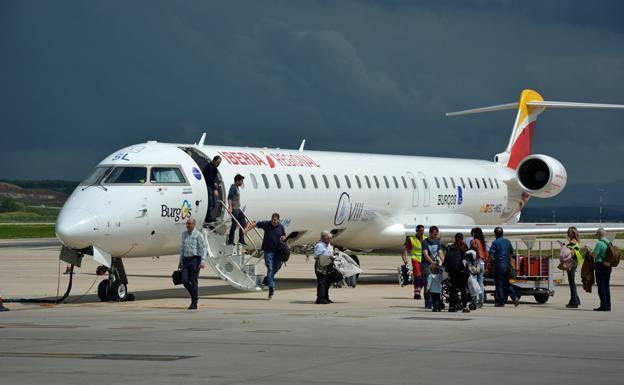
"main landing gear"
97,257,134,302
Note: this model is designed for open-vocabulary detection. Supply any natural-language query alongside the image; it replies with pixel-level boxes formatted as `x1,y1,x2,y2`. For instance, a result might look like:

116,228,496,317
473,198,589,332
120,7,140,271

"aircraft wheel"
110,281,128,301
97,279,111,302
534,294,549,304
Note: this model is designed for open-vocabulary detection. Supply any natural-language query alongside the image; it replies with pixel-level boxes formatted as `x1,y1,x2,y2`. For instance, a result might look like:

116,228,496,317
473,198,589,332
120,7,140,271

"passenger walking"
202,155,221,223
489,227,520,307
592,228,612,311
402,225,425,300
248,213,286,299
314,231,334,304
179,218,207,310
422,226,445,309
469,227,487,306
565,227,582,308
444,233,470,313
427,262,444,312
227,174,247,245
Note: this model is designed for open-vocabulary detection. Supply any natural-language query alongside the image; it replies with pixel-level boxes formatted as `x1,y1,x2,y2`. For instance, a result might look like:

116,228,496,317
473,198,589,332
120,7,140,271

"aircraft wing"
398,223,624,239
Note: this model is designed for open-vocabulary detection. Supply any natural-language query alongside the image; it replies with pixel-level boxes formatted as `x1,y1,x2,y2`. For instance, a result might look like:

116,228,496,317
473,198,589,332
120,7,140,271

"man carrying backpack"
592,228,614,311
248,213,286,299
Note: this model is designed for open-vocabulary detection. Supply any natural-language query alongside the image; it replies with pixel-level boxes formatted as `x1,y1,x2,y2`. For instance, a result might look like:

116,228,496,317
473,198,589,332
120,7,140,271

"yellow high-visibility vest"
409,236,423,263
568,242,583,265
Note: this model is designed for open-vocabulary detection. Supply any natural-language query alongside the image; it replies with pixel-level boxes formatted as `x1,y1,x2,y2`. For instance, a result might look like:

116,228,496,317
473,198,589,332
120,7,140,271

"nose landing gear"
96,257,133,302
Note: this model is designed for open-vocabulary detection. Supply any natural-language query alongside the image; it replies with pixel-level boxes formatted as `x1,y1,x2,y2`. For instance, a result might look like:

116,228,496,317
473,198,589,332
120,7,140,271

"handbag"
172,270,183,285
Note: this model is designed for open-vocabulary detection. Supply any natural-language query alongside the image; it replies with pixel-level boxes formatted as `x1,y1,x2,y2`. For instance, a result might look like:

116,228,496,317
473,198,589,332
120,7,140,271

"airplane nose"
55,208,99,249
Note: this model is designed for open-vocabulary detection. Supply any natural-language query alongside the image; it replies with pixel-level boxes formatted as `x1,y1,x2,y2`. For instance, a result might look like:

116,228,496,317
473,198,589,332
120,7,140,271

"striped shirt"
180,229,207,263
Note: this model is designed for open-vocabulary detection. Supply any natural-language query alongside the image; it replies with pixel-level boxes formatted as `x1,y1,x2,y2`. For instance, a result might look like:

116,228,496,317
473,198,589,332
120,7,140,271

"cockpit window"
105,167,147,184
82,166,112,185
150,167,186,183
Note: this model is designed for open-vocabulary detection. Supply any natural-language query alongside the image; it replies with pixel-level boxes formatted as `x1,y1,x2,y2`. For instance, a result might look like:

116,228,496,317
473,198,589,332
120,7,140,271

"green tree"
0,197,25,213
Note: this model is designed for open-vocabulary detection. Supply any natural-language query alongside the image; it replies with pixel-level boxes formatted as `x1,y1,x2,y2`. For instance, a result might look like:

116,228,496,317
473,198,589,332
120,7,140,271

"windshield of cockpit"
81,165,186,185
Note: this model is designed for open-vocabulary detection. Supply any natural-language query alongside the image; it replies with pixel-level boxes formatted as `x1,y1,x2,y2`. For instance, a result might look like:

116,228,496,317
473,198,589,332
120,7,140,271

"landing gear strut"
96,257,133,302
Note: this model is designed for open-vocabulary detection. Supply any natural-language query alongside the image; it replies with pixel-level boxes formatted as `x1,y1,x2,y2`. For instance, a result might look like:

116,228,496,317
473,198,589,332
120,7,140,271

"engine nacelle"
516,154,567,198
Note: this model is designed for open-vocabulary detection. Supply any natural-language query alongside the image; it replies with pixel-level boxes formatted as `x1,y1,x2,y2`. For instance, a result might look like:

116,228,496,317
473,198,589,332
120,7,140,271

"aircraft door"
406,172,419,207
417,172,430,207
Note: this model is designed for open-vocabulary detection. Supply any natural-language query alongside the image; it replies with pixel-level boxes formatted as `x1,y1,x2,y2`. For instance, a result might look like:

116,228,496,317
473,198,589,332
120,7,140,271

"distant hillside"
0,179,79,197
0,182,71,207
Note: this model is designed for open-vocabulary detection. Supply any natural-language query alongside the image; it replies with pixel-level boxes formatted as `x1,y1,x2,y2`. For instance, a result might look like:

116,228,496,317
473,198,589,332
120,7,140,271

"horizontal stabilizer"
446,100,624,116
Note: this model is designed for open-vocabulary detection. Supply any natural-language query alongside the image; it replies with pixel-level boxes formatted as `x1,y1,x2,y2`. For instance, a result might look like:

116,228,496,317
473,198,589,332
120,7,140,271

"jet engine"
516,154,567,198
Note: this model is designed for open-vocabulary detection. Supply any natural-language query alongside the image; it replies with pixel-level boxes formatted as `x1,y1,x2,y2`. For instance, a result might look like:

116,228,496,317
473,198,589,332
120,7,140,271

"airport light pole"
598,188,604,223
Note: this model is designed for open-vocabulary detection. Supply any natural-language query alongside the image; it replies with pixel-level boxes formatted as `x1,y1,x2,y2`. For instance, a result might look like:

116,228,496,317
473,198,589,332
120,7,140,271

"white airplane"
55,89,624,301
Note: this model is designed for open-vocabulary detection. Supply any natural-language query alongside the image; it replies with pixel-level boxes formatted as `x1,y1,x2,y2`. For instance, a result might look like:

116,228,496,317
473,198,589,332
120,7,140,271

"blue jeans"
264,251,282,290
495,262,517,305
596,263,612,310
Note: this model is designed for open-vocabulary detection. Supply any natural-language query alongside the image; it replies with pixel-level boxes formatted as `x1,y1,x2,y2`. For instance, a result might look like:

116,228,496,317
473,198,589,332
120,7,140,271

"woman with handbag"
566,227,582,308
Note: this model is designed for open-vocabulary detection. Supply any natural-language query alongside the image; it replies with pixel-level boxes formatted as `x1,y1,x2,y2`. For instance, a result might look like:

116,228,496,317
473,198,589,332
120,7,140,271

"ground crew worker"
402,224,425,300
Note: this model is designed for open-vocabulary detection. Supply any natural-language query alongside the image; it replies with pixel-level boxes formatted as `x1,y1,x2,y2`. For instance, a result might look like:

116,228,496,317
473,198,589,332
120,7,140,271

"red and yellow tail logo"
506,89,545,169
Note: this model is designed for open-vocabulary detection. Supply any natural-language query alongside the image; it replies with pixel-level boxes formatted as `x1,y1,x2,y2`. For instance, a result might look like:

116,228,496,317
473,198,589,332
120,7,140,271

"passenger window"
392,176,399,189
383,176,390,189
287,174,294,189
273,174,282,189
250,173,258,189
322,175,330,188
468,178,473,189
150,167,186,183
450,177,456,189
475,178,480,189
422,178,428,189
333,175,340,189
373,176,380,188
459,177,466,188
365,175,372,189
299,174,307,189
355,175,362,189
344,175,352,189
401,176,408,189
311,175,318,189
482,178,487,189
262,174,269,189
489,178,494,189
410,178,416,189
434,177,440,189
495,179,500,189
443,177,448,189
105,167,147,184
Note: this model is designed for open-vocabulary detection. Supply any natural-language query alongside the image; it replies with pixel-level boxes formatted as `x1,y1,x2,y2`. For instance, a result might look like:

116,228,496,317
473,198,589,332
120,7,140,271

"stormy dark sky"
1,0,623,184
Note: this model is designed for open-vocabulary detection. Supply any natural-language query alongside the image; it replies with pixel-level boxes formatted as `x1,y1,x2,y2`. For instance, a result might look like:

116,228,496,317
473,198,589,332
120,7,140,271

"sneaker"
513,298,520,307
565,303,578,309
414,293,422,300
315,299,330,304
268,288,274,299
187,303,197,310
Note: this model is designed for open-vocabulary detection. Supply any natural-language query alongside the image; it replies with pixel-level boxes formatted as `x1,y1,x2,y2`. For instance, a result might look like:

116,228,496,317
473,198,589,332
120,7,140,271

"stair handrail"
215,200,262,261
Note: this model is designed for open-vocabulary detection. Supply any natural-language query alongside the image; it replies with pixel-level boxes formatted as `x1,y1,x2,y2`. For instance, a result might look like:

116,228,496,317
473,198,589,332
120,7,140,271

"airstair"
202,201,265,291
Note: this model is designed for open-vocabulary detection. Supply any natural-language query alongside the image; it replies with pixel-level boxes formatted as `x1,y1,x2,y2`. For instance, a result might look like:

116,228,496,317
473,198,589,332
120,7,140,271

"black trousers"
567,266,580,306
315,269,331,301
181,256,201,305
449,270,468,308
228,209,246,244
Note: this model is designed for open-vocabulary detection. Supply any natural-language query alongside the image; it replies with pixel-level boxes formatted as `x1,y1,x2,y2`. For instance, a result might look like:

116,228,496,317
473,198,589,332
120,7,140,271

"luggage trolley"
484,239,560,304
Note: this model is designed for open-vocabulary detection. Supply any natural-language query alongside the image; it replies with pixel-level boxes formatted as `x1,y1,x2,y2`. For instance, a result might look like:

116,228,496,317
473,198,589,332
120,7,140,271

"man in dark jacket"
202,156,221,223
443,233,470,312
248,213,286,299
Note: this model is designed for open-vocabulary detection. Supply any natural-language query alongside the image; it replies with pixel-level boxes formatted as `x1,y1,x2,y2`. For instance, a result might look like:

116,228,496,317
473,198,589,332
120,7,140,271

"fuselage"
56,141,526,257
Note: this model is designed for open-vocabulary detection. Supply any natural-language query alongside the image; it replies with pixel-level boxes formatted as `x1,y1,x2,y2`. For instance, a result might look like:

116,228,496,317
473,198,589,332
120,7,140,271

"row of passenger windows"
246,173,501,191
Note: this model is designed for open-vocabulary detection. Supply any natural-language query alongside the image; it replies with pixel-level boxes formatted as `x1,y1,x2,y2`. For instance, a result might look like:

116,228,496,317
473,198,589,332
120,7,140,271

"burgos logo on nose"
161,200,193,222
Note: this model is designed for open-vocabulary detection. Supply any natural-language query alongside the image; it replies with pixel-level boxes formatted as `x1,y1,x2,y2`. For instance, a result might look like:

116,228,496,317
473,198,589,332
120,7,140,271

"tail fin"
446,89,624,169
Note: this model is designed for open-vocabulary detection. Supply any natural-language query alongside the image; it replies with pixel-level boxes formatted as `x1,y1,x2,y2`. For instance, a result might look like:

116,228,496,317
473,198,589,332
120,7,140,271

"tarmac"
1,238,624,385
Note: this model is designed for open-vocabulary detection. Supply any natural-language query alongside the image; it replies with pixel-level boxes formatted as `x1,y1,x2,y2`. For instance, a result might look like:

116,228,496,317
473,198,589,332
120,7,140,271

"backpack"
602,240,620,267
276,240,291,263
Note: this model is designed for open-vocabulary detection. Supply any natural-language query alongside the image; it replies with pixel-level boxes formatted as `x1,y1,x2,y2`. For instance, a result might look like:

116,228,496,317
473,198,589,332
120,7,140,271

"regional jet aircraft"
55,89,624,301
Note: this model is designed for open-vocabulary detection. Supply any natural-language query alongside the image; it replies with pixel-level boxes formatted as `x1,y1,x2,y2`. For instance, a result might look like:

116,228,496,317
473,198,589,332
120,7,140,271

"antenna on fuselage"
298,139,306,153
196,133,206,147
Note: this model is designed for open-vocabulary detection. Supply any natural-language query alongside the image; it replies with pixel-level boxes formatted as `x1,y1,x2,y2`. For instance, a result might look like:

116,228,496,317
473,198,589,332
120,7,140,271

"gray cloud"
1,0,623,184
